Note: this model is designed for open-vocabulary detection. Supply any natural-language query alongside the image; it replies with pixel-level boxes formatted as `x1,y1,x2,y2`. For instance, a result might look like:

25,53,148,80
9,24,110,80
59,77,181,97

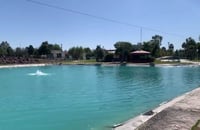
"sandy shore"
0,64,50,68
114,87,200,130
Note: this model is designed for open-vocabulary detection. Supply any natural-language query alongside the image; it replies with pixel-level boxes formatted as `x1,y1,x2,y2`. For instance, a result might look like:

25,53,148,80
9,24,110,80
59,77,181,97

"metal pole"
140,27,142,44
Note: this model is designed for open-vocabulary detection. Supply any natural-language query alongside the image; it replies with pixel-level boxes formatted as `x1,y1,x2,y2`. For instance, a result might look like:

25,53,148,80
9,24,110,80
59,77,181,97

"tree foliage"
49,44,62,50
0,41,14,56
94,45,104,62
114,41,133,62
142,35,163,58
197,42,200,59
104,53,114,62
15,47,27,57
68,46,84,60
38,41,62,56
168,43,174,56
1,34,200,62
38,41,51,55
26,45,35,56
84,47,93,59
182,37,197,60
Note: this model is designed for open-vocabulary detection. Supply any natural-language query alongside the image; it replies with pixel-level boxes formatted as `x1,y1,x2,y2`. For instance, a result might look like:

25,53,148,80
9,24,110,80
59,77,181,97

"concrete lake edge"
114,87,200,130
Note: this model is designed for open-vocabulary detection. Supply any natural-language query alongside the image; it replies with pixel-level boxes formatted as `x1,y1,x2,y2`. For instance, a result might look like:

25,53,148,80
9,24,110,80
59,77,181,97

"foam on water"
28,70,49,76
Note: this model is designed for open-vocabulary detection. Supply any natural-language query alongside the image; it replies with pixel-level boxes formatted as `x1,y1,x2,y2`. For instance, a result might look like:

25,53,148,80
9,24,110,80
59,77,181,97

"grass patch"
191,120,200,130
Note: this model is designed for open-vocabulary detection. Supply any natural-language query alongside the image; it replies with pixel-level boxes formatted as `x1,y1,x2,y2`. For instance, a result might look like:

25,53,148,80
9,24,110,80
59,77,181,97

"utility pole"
138,27,143,50
140,27,143,44
198,36,200,61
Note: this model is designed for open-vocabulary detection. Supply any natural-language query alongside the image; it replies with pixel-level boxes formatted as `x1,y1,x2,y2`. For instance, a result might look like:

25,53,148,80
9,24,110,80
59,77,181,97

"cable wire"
26,0,186,38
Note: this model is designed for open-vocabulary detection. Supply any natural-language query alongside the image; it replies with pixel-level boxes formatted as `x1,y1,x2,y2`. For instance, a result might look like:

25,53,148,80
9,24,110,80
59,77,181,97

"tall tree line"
1,35,200,61
0,41,62,58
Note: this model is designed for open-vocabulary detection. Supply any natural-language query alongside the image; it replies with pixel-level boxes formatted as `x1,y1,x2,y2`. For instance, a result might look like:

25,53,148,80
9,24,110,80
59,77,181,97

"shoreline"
0,63,51,68
0,62,199,69
114,87,200,130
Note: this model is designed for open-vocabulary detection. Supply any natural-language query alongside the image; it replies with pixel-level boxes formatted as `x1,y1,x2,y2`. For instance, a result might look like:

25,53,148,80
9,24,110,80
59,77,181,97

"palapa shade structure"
130,50,150,54
130,50,153,63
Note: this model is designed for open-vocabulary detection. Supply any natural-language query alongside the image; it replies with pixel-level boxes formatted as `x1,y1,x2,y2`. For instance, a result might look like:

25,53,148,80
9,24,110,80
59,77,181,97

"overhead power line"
26,0,186,38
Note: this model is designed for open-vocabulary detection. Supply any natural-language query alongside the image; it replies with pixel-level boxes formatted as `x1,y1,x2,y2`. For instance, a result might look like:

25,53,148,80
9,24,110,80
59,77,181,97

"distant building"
105,49,120,61
106,49,115,54
50,50,66,59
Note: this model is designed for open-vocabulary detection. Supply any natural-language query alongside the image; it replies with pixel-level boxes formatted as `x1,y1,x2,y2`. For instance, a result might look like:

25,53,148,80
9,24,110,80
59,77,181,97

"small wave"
28,70,49,76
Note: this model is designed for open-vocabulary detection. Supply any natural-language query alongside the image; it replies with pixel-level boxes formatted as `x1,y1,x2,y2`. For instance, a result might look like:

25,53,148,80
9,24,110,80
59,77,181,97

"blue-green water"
0,65,200,130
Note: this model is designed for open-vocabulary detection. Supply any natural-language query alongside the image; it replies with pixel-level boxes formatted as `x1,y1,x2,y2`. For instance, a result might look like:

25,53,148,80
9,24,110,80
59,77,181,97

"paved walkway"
115,87,200,130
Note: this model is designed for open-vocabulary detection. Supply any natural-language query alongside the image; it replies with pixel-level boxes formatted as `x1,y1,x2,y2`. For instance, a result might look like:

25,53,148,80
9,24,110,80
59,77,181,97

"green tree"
160,46,167,56
168,43,174,56
104,53,114,62
197,42,200,60
151,35,162,57
38,41,51,55
68,46,84,60
84,47,93,59
142,35,162,58
7,46,14,56
114,41,133,62
182,37,197,60
174,49,185,59
26,45,35,56
0,41,13,56
132,43,142,51
152,35,162,46
33,48,40,58
143,41,152,52
49,44,62,50
94,45,104,62
15,47,28,57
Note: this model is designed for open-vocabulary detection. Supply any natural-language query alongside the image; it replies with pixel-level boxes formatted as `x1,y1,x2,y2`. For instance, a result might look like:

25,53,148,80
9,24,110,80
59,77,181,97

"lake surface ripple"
0,65,200,130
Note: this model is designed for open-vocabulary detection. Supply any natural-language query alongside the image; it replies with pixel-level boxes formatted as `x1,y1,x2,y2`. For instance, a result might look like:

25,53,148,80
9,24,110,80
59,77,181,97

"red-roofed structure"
131,50,150,54
130,50,153,63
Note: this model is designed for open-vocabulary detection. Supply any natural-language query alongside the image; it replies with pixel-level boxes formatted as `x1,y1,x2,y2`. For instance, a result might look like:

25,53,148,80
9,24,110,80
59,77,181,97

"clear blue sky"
1,0,200,50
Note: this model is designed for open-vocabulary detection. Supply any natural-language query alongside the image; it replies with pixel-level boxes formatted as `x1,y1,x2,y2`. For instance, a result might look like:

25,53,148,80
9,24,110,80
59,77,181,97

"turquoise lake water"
0,65,200,130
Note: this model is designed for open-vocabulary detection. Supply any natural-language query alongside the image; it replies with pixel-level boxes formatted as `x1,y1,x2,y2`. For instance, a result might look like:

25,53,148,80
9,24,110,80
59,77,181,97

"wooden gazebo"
130,50,153,63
